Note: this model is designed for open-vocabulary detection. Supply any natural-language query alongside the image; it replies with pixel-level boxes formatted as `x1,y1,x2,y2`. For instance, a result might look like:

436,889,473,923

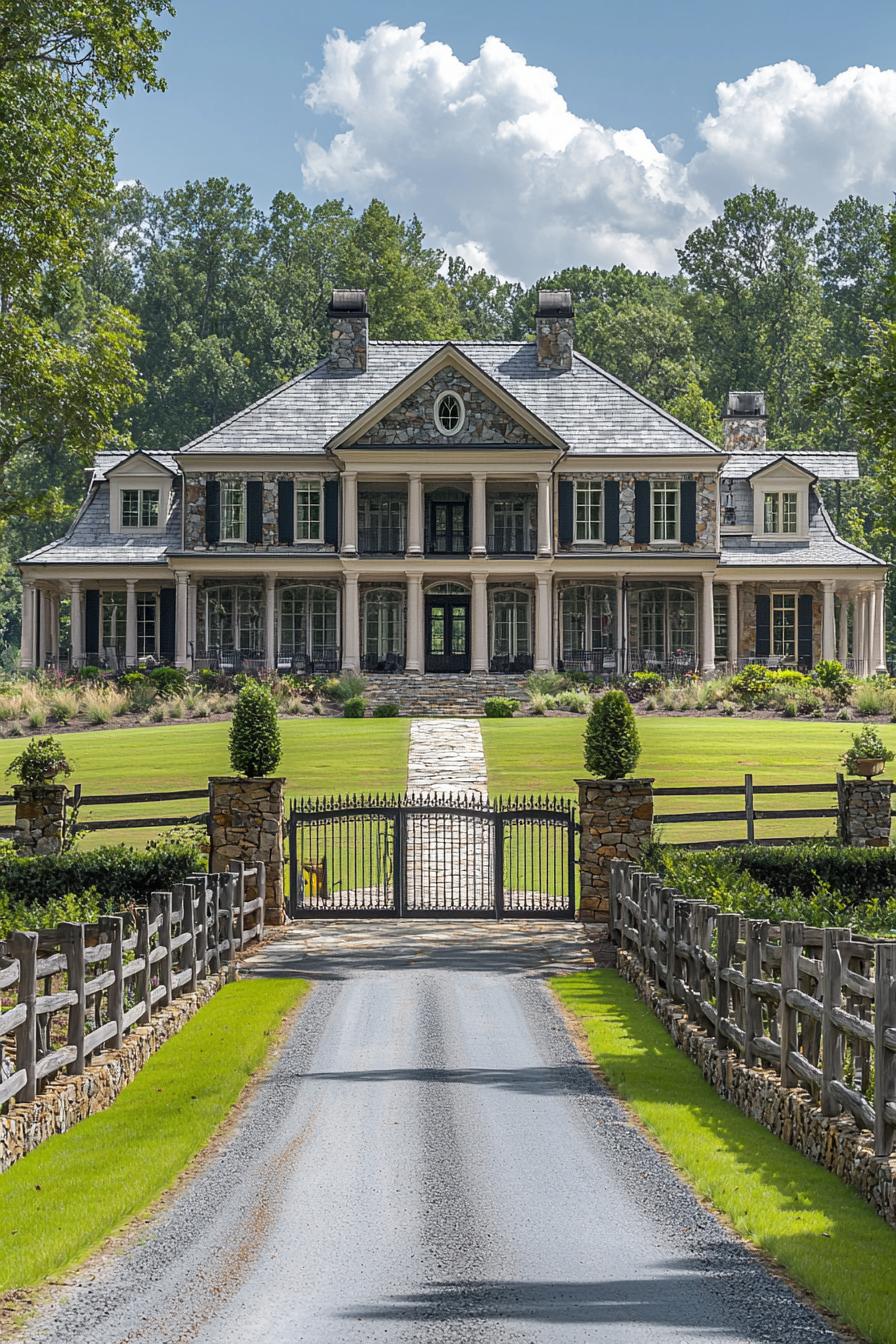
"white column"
615,576,625,672
471,572,489,672
19,582,35,670
342,573,360,671
125,579,138,667
537,473,553,557
341,472,358,556
855,592,867,676
405,574,423,672
407,474,423,556
876,579,888,673
187,580,198,659
471,474,487,556
821,580,836,662
49,591,60,660
837,591,849,666
727,581,739,670
535,575,552,671
701,573,716,675
175,572,189,668
264,575,277,672
69,580,83,668
39,589,53,668
867,586,879,675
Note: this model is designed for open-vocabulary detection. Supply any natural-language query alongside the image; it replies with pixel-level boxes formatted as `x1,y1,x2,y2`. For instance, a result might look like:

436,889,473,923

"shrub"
148,665,187,699
4,736,72,785
328,672,367,704
0,839,205,913
584,689,640,778
632,670,664,692
125,682,157,713
528,691,549,715
812,659,850,692
729,663,771,707
841,725,895,776
372,702,400,718
554,689,590,714
853,681,885,717
194,667,220,690
343,695,366,718
526,670,568,696
74,664,102,681
119,671,146,689
720,699,736,716
229,681,282,777
484,696,518,718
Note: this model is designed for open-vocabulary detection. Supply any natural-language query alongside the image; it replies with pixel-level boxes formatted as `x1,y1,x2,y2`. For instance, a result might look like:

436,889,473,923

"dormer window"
434,390,465,436
763,491,798,536
121,488,160,529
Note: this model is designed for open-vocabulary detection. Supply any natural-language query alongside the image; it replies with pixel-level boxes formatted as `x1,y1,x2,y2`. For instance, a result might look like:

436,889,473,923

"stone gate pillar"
209,777,286,924
577,777,654,923
13,784,68,855
838,777,893,847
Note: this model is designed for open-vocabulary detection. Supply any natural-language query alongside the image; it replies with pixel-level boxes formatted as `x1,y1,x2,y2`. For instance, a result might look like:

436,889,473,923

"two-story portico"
19,290,888,680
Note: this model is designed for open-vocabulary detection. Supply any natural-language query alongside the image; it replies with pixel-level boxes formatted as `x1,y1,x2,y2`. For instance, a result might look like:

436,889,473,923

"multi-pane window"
491,589,532,659
278,585,338,661
101,591,126,653
772,593,797,658
364,588,405,661
136,593,157,657
651,480,679,542
204,584,261,651
296,481,323,541
359,493,405,552
574,481,602,542
714,592,728,663
490,497,535,553
636,585,697,661
220,481,245,542
121,488,160,529
763,491,798,535
561,585,615,658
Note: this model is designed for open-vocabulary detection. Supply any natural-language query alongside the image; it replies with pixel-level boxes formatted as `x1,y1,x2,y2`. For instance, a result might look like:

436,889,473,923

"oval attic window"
434,390,465,436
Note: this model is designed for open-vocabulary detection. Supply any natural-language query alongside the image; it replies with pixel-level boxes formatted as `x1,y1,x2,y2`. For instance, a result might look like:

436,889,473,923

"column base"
406,546,422,557
471,547,487,557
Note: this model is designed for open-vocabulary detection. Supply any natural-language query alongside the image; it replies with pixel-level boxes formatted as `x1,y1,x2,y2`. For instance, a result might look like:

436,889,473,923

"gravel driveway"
17,922,842,1344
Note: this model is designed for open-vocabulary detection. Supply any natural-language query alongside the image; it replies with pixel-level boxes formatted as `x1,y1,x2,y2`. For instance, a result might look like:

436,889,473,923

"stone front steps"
362,672,530,717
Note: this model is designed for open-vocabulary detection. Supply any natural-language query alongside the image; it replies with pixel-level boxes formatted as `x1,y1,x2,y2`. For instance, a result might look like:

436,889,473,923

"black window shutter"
755,593,771,658
205,479,220,545
558,480,574,547
246,480,263,544
278,480,295,544
85,589,100,661
603,480,620,545
159,587,176,659
798,594,813,667
324,479,339,547
680,480,697,544
634,481,651,543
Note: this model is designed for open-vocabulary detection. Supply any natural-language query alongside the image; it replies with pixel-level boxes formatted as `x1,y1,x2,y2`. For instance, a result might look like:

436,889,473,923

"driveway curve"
17,922,841,1344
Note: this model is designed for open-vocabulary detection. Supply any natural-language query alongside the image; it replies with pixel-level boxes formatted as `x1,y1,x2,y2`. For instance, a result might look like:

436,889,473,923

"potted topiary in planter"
841,725,895,778
5,736,73,855
5,736,72,786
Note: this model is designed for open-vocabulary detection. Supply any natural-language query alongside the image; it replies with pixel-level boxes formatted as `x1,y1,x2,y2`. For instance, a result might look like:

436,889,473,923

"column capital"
342,468,357,481
126,577,137,592
407,470,422,482
175,569,189,587
470,568,489,583
264,572,277,590
471,470,488,482
821,578,836,594
70,578,82,592
536,572,552,588
536,469,553,482
344,571,359,587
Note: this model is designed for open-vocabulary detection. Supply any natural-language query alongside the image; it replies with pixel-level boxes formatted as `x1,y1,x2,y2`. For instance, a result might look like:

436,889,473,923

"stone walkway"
406,717,487,796
406,718,490,908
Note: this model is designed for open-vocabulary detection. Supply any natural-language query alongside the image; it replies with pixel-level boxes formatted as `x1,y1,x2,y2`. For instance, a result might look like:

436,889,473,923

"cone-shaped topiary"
583,689,641,779
229,680,282,778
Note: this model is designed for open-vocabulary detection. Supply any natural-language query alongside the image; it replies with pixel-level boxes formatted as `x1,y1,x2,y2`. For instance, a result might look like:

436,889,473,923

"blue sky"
111,2,896,278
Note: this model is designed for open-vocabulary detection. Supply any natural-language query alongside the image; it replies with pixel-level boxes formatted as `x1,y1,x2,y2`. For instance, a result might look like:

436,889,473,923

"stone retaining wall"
0,971,225,1173
617,948,896,1229
363,672,530,716
838,777,893,847
13,783,67,856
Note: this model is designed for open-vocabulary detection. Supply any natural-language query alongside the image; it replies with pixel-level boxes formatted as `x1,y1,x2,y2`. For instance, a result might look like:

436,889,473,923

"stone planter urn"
577,777,654,923
208,776,286,924
851,758,886,778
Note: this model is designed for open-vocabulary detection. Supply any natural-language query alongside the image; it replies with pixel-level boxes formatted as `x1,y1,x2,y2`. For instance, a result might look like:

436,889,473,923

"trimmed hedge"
732,841,896,910
0,841,205,911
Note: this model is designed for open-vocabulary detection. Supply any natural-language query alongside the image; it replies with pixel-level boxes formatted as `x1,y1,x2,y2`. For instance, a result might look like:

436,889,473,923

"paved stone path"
406,718,490,908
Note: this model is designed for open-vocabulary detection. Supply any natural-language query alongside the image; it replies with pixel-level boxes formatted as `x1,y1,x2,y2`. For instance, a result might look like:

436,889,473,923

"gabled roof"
720,491,884,568
175,341,723,459
723,451,858,481
20,482,180,566
745,455,818,483
103,448,176,478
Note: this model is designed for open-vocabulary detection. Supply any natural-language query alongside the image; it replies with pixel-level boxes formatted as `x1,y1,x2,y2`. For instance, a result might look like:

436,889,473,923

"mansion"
19,290,888,680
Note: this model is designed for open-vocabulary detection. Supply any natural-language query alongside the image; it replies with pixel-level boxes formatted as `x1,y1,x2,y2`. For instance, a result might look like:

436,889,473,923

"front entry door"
425,597,471,672
429,501,469,554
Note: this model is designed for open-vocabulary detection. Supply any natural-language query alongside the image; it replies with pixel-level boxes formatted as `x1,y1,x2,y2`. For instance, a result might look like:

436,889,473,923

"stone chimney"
722,391,767,453
535,290,574,371
328,288,368,372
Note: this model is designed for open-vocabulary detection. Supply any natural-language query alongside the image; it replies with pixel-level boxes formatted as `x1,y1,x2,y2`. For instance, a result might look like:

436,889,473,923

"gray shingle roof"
21,483,180,565
722,452,859,481
721,492,881,568
91,449,180,481
177,342,723,459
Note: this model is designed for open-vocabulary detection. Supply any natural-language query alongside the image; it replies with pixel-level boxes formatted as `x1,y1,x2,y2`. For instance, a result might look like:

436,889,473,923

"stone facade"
572,471,717,551
578,778,654,923
618,948,896,1230
737,582,823,665
329,313,368,371
0,971,225,1173
722,414,767,454
184,472,337,551
838,778,893,847
13,783,68,855
363,672,530,716
363,370,532,446
209,776,286,923
535,314,574,371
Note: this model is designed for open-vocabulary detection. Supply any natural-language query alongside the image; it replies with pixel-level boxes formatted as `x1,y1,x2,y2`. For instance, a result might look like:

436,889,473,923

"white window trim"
761,489,801,540
434,389,466,437
109,473,169,535
219,480,246,544
120,486,162,532
749,467,810,542
770,590,799,659
573,480,604,545
650,479,680,545
294,478,324,544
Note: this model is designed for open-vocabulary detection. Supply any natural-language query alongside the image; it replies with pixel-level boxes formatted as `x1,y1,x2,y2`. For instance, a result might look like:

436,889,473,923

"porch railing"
358,525,406,555
361,652,405,673
487,530,536,556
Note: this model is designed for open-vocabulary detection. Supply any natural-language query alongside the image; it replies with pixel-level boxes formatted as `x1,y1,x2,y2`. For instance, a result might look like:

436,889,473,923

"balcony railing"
489,653,534,674
425,530,469,556
358,525,406,556
487,530,537,556
361,651,405,673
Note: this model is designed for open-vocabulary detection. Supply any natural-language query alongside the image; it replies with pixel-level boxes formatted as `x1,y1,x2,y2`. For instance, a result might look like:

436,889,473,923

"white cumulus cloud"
299,24,896,279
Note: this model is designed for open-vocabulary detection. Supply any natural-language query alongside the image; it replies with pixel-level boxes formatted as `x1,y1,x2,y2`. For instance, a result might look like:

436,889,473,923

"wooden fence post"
156,890,173,1007
99,914,124,1048
715,913,739,1050
744,773,755,844
59,921,86,1076
779,920,803,1088
743,920,767,1069
181,882,197,993
229,863,245,953
9,930,38,1102
137,906,152,1026
671,899,688,1008
874,941,896,1157
256,862,266,942
660,887,675,994
821,927,850,1116
195,875,209,980
686,903,703,1023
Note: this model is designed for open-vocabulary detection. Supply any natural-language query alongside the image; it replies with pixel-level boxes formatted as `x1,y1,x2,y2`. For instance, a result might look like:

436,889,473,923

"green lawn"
482,716,896,843
0,718,410,849
0,977,307,1292
555,970,896,1344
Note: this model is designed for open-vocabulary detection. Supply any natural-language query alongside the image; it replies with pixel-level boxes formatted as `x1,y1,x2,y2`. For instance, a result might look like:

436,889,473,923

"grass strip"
553,969,896,1344
0,977,308,1291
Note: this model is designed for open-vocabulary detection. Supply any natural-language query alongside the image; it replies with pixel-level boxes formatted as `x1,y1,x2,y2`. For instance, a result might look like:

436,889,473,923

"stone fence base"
617,948,896,1229
209,776,286,924
838,777,893,847
13,783,68,855
578,778,654,923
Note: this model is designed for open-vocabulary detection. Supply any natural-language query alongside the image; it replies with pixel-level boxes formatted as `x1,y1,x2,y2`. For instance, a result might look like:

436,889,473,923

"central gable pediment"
331,345,565,450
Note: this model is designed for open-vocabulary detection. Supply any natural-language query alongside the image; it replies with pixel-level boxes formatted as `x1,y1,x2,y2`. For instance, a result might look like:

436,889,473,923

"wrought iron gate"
286,793,577,919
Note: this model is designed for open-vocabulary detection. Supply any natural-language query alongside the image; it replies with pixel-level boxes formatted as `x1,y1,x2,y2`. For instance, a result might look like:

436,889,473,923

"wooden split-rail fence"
0,860,265,1112
609,859,896,1158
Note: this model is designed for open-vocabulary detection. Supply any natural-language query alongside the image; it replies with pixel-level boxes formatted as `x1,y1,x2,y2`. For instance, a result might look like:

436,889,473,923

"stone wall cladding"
737,582,822,664
13,784,67,855
839,778,893,847
330,315,368,371
722,417,767,453
184,473,336,551
362,370,533,446
0,971,224,1173
535,316,574,371
363,672,530,716
566,472,717,552
617,948,896,1229
578,779,654,923
209,777,285,923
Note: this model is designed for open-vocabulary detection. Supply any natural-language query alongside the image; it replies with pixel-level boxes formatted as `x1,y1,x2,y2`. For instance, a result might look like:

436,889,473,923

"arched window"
490,588,532,660
634,585,696,662
363,588,405,668
434,389,465,436
203,583,262,654
279,584,338,662
425,582,470,595
560,585,616,658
